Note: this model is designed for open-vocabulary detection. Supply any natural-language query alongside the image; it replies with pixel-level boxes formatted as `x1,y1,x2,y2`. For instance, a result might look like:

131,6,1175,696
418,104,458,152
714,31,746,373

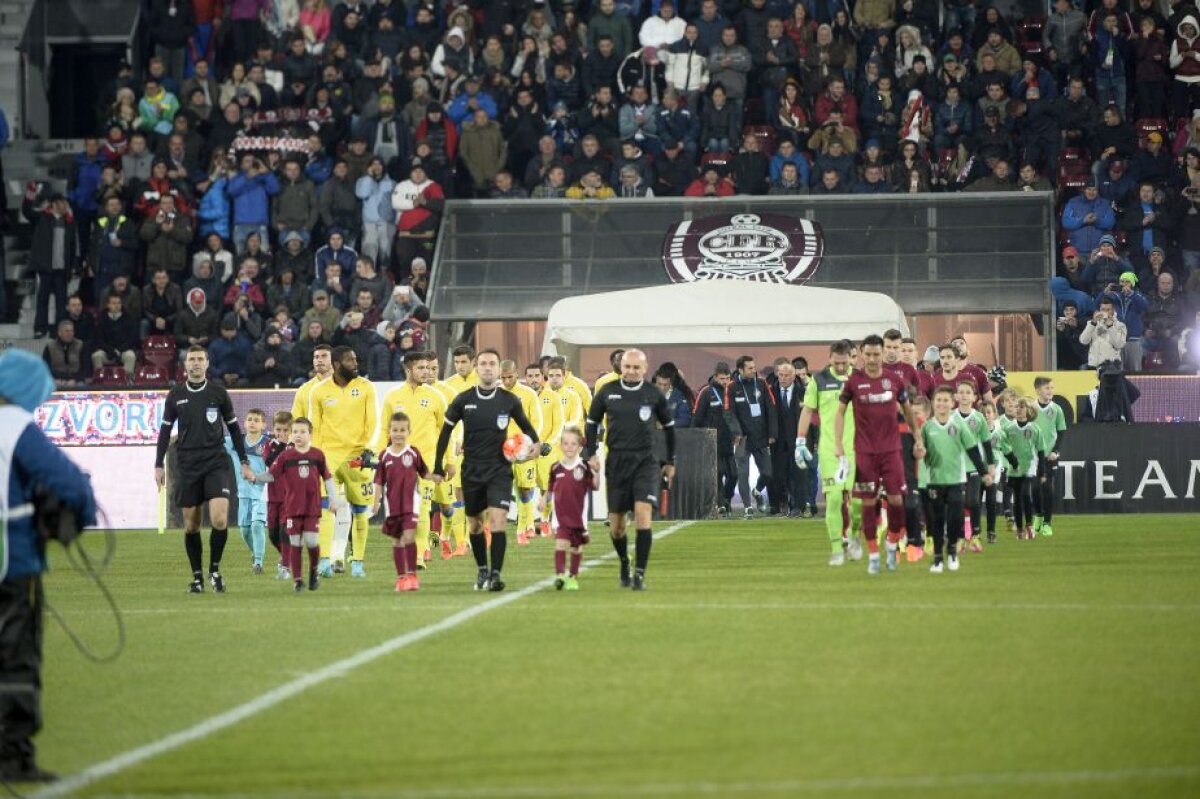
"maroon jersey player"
834,334,925,575
541,428,596,590
931,343,991,403
266,418,337,592
371,412,431,593
947,335,992,402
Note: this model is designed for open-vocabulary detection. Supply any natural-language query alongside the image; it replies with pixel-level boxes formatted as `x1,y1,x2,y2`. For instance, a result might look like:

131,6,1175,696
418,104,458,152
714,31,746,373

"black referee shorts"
174,457,234,509
461,463,513,517
605,450,660,514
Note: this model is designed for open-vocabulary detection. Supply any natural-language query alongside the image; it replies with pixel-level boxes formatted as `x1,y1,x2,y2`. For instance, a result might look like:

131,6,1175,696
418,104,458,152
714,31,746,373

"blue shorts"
238,496,267,528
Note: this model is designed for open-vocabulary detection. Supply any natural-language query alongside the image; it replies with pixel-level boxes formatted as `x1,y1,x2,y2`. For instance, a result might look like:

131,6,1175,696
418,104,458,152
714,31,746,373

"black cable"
46,530,125,664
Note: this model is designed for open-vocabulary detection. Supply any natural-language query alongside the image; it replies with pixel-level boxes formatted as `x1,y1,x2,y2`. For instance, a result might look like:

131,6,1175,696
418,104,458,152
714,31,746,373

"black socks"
490,532,507,573
469,533,488,568
185,531,203,577
635,529,652,572
611,534,629,565
209,528,228,573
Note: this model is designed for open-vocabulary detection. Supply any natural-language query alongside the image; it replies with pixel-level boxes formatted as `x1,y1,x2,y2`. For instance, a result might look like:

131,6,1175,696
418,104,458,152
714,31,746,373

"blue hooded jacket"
197,176,232,240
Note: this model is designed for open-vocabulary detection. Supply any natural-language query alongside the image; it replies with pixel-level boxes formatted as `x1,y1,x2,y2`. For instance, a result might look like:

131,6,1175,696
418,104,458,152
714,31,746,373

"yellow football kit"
308,376,378,559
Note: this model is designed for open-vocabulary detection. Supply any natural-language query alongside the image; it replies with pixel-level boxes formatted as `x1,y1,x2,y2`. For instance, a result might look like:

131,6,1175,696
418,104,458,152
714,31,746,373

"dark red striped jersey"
547,458,597,530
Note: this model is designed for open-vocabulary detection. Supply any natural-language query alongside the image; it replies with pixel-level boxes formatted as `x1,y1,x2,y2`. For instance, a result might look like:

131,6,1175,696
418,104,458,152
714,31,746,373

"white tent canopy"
542,282,909,359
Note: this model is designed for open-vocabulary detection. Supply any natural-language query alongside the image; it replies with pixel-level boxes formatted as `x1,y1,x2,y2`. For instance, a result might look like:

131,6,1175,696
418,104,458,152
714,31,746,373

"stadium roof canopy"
542,282,908,359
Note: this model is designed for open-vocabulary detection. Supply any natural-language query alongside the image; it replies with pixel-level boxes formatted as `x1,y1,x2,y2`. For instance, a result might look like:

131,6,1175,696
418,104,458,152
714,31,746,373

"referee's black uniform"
156,379,248,591
434,385,539,589
585,379,676,587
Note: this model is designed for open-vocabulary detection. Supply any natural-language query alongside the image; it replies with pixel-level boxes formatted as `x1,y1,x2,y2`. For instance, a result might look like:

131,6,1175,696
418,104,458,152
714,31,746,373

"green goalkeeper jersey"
803,366,854,455
921,414,980,486
1033,400,1067,455
954,408,988,474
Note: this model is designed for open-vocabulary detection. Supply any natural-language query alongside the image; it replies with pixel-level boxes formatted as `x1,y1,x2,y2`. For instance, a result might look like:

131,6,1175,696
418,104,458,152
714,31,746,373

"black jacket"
724,374,778,450
692,379,737,455
95,311,139,357
24,203,78,275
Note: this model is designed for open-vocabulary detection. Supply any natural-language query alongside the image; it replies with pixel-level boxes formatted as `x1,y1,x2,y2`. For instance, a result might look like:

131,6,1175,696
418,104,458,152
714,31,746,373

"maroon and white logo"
662,213,824,284
401,452,413,468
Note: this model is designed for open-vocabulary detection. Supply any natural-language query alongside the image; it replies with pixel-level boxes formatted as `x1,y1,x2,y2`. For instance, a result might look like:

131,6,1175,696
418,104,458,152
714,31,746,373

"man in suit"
769,356,806,517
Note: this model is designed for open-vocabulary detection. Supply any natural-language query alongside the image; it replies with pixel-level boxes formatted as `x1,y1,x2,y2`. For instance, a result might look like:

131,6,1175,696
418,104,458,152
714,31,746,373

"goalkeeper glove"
834,456,849,484
794,437,813,468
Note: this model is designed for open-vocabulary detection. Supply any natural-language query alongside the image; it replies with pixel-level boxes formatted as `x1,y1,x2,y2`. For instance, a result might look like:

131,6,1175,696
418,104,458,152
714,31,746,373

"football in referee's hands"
503,434,536,463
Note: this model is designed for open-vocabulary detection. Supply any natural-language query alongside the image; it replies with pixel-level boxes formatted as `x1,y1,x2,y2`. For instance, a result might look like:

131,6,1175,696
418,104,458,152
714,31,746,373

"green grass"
34,514,1200,798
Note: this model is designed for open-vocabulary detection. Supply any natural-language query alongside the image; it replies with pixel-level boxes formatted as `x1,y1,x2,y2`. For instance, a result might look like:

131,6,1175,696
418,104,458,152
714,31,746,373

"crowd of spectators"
18,0,1200,385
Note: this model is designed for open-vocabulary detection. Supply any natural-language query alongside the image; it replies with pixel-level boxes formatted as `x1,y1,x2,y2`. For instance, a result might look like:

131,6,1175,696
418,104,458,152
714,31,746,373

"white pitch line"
32,522,693,799
81,765,1200,799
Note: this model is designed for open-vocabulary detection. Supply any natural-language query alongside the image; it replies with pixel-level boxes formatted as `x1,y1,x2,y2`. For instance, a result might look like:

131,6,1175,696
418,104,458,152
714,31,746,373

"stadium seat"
1058,147,1087,163
1058,162,1089,190
141,335,177,368
174,363,187,384
1143,351,1166,371
1018,40,1043,57
92,365,128,388
132,363,171,387
1135,118,1169,139
700,151,732,170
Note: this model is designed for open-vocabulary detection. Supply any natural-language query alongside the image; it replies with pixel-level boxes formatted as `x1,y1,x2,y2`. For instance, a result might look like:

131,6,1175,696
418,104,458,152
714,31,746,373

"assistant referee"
155,346,255,594
584,349,676,591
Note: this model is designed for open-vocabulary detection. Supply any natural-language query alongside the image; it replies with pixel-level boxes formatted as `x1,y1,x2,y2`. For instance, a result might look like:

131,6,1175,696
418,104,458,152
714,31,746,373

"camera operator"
1080,297,1128,369
0,349,97,783
1054,300,1089,371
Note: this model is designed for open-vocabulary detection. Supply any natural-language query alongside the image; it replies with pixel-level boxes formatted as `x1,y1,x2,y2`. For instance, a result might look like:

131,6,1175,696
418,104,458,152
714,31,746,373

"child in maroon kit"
264,410,293,580
540,427,596,591
371,412,430,593
265,418,338,593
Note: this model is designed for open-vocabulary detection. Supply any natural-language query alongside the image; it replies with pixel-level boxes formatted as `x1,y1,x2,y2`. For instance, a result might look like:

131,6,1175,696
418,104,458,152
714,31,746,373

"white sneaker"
846,537,863,561
885,545,899,572
828,551,846,567
947,555,960,572
867,554,881,575
929,560,944,574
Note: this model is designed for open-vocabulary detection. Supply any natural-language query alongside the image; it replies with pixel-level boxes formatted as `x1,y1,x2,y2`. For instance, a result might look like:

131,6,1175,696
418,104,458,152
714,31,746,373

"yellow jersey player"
499,359,544,544
526,363,564,537
425,353,466,559
542,354,592,414
592,348,625,396
290,344,334,569
547,357,585,427
376,351,447,569
445,345,480,393
307,346,379,578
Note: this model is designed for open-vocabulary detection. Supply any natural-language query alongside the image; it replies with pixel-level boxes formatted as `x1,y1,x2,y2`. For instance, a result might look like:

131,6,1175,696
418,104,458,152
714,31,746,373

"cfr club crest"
662,213,824,284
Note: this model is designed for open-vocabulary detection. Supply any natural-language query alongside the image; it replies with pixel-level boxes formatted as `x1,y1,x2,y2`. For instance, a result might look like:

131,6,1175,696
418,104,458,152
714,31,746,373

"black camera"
33,486,85,547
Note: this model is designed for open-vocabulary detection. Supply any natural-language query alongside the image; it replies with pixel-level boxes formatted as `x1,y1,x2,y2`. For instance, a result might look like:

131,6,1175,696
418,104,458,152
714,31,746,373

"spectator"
92,293,139,375
566,166,617,198
1090,104,1136,181
1062,179,1116,254
368,321,405,381
223,259,268,312
684,164,735,196
137,78,180,136
663,24,709,109
139,196,194,281
1055,300,1090,371
1133,16,1171,120
1098,158,1135,208
656,90,699,156
965,158,1015,191
1016,162,1053,192
315,259,350,311
1137,246,1176,293
98,273,142,321
889,139,930,190
813,138,854,186
618,85,661,150
333,310,378,368
62,295,96,344
176,286,220,353
1129,132,1173,187
808,108,858,154
859,74,900,151
1080,297,1128,368
266,266,311,321
1169,15,1200,120
405,258,430,304
611,139,656,187
583,36,623,98
589,0,633,63
532,164,570,197
208,317,251,386
141,267,183,339
319,159,361,241
121,132,154,187
1085,234,1134,297
272,231,313,284
1044,0,1087,72
769,161,807,194
1056,77,1098,153
1121,182,1174,262
1100,271,1149,371
67,138,105,244
391,159,445,272
975,27,1020,76
227,153,280,254
347,287,384,332
730,133,769,195
355,156,397,267
349,256,388,307
89,195,137,293
1143,272,1188,368
812,167,847,194
24,192,78,340
301,289,341,334
852,163,891,193
222,291,264,342
460,107,508,194
43,319,88,388
195,157,233,243
248,326,296,387
616,164,655,196
768,138,809,185
314,228,358,284
271,159,319,247
1181,172,1200,275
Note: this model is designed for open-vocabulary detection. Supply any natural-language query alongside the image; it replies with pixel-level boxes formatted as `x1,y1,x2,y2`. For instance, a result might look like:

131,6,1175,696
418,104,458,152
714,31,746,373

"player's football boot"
350,560,365,578
293,579,305,593
564,576,580,591
1040,523,1053,537
538,521,551,537
487,571,506,592
828,551,845,567
516,531,530,546
929,559,944,574
332,560,345,574
968,538,984,553
742,508,754,520
317,558,334,578
947,554,960,572
1023,526,1035,540
987,531,997,544
905,544,923,562
554,574,566,590
210,572,226,593
276,563,291,580
846,536,864,561
395,577,406,592
619,561,632,588
631,571,646,591
752,489,767,514
252,561,263,575
308,571,320,591
441,540,454,560
422,548,432,563
867,554,881,575
187,578,204,594
475,567,490,591
885,546,898,572
454,542,468,557
408,574,421,591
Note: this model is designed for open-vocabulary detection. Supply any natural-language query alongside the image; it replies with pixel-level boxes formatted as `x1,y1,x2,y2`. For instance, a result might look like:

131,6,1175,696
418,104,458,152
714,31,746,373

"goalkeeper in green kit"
795,340,862,566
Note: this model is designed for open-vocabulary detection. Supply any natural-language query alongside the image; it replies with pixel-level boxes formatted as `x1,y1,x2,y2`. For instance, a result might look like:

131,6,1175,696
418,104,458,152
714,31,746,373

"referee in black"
432,348,544,592
585,349,676,590
155,346,255,594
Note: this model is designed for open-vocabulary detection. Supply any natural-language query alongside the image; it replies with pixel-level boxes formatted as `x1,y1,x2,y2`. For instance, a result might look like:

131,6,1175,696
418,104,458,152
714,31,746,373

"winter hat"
1062,245,1079,258
0,349,55,412
1119,271,1138,286
1099,234,1117,248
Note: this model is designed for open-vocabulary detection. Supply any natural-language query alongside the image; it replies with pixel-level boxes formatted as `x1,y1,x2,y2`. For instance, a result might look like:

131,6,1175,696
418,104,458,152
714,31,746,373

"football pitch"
31,514,1200,798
